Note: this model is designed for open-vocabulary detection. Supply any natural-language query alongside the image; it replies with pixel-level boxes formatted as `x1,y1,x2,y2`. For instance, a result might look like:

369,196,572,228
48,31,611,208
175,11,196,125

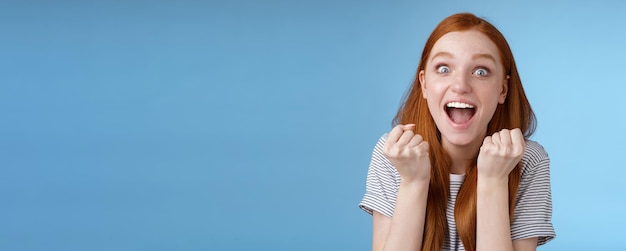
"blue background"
2,0,625,250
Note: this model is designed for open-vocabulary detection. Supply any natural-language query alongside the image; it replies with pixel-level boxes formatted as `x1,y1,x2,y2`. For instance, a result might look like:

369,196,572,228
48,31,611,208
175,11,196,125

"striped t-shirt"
359,135,556,250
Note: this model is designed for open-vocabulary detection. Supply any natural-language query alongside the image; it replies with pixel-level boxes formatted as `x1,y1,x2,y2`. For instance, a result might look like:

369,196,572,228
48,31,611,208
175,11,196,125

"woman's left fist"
477,128,526,180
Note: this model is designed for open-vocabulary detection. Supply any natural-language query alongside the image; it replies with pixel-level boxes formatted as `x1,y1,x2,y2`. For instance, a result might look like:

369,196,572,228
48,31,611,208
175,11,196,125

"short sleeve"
511,141,556,246
358,134,400,218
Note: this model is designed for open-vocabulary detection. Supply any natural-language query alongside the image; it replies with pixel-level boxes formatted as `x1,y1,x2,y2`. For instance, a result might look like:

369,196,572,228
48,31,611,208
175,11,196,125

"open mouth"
445,101,476,124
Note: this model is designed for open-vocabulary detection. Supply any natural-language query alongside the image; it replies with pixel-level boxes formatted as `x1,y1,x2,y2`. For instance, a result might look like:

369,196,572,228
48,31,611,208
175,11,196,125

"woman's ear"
499,75,509,104
419,70,427,99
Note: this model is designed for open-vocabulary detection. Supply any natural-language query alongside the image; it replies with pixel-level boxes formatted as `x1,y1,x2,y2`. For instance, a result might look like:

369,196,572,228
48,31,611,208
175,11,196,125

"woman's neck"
443,137,484,174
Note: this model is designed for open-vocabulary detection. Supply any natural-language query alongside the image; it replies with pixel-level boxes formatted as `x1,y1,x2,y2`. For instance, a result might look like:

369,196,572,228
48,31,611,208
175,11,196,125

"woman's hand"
477,128,526,181
382,124,431,183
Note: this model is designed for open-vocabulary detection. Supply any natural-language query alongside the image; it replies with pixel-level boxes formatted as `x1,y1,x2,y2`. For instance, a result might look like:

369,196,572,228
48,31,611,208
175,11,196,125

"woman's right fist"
382,124,431,183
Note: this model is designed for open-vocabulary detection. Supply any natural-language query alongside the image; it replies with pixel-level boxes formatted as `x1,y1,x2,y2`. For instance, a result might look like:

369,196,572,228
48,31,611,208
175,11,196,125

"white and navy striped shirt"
359,135,556,250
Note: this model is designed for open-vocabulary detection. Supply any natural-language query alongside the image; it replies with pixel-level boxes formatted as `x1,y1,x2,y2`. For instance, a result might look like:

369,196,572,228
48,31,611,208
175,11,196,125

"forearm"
383,181,429,251
477,178,513,251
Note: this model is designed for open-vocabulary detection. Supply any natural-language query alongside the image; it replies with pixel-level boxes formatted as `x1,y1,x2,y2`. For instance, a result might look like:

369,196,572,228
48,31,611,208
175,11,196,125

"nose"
450,72,471,94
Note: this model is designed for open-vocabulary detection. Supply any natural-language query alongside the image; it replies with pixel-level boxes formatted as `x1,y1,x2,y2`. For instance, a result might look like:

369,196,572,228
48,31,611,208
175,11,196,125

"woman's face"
419,30,508,148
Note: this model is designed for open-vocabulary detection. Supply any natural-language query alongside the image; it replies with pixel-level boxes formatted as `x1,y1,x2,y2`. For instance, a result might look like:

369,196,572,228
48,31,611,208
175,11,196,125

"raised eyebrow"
430,52,453,62
472,53,497,64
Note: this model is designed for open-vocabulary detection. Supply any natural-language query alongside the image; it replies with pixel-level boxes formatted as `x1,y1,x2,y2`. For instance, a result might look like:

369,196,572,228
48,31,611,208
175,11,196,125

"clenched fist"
477,128,526,180
383,124,431,183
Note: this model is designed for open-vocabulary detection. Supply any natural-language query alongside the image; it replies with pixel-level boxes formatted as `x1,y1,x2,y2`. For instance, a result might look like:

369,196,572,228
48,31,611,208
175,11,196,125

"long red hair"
393,13,536,251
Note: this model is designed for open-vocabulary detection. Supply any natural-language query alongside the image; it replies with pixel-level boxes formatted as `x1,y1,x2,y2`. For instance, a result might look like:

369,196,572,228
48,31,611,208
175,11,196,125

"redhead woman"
359,13,555,251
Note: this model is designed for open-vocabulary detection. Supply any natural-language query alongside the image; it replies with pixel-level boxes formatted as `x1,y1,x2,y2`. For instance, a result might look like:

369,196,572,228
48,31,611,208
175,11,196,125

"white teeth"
446,102,474,109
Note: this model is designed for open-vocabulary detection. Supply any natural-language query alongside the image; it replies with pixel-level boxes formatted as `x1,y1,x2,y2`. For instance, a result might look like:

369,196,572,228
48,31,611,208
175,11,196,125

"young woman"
359,13,555,251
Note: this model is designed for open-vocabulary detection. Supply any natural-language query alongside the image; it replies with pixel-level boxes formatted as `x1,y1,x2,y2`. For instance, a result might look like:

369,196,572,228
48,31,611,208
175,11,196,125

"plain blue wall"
2,0,626,250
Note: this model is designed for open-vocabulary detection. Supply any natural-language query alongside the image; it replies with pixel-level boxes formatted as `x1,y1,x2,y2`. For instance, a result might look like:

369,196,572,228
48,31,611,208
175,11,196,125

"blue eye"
473,68,489,77
437,66,450,74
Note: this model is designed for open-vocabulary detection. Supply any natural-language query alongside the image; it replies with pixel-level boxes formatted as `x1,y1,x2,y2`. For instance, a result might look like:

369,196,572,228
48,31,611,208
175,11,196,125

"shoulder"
371,133,387,157
375,133,389,148
522,140,549,163
521,140,550,175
